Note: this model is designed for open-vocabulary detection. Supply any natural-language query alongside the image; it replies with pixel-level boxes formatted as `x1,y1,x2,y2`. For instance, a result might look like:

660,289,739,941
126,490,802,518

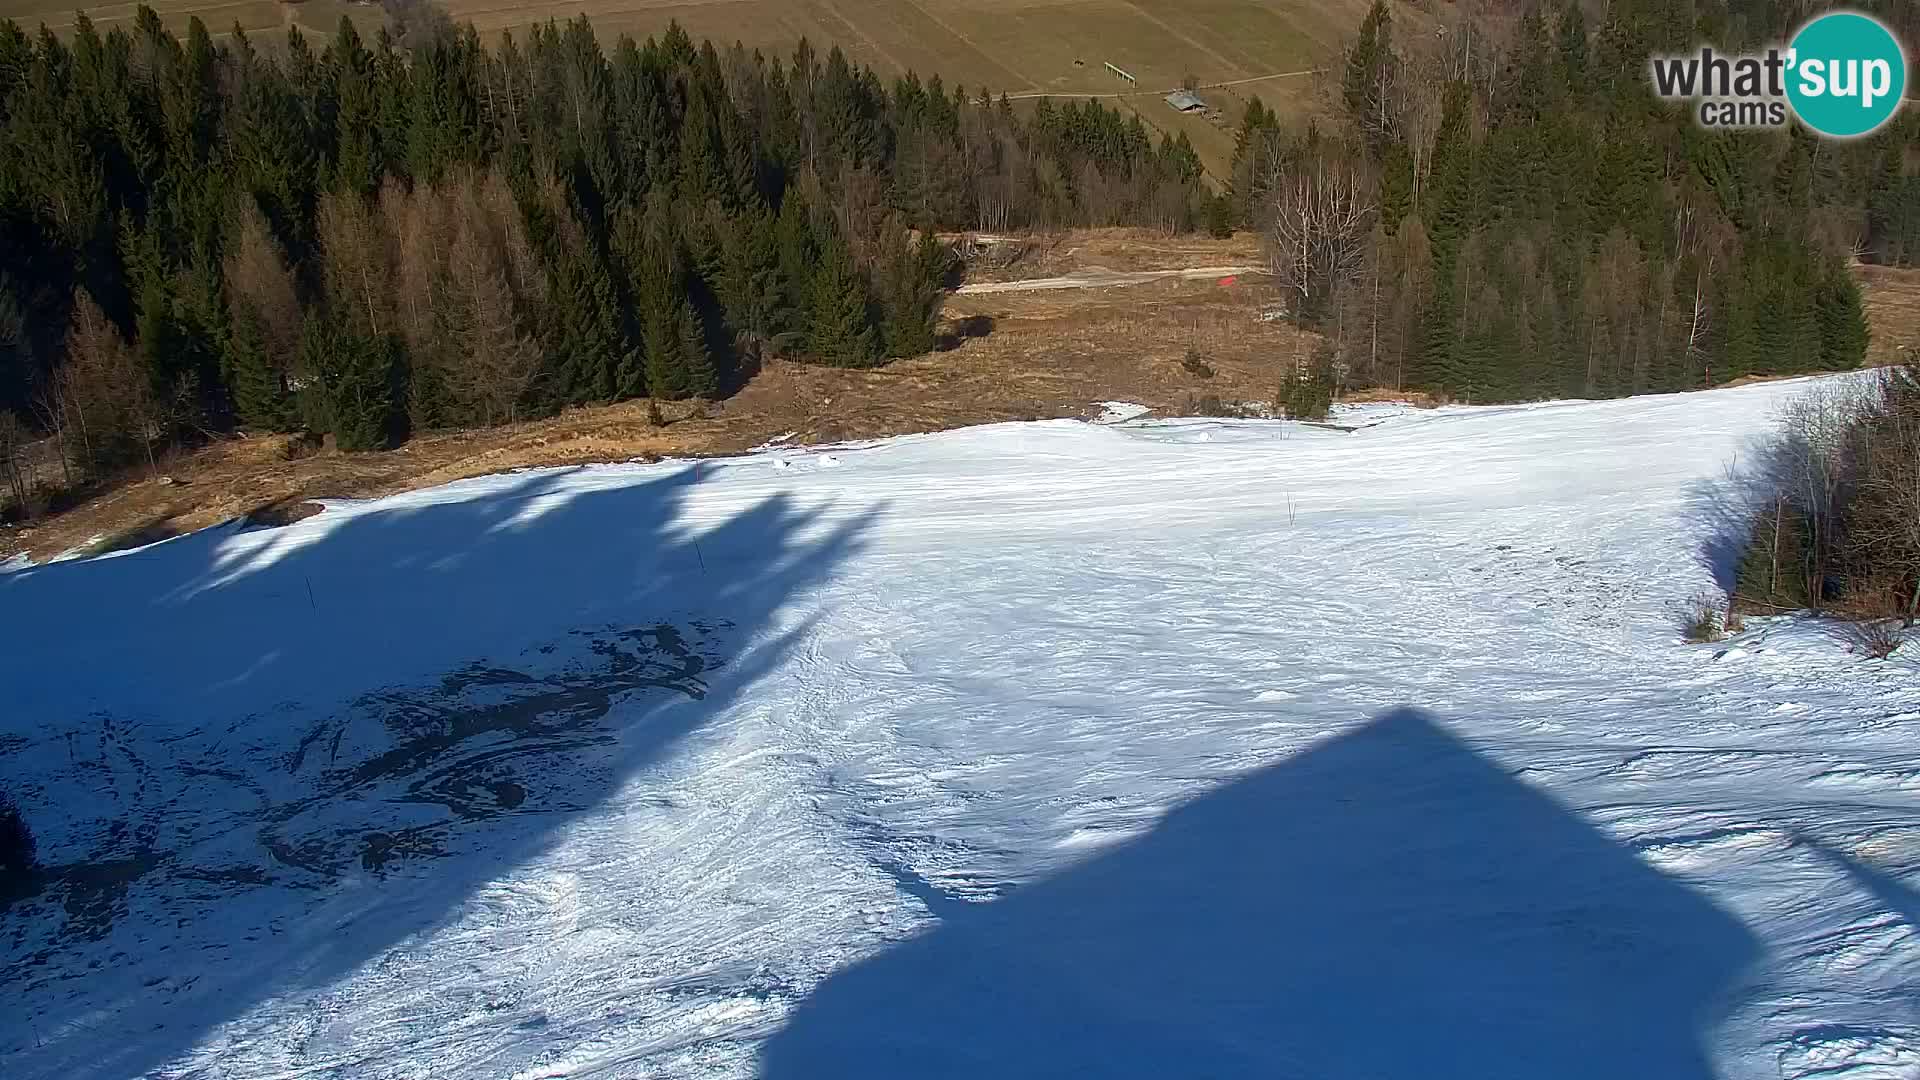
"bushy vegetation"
1844,619,1906,660
1277,342,1336,421
1181,393,1246,419
1180,348,1214,379
1733,367,1920,626
1680,596,1725,644
0,790,36,893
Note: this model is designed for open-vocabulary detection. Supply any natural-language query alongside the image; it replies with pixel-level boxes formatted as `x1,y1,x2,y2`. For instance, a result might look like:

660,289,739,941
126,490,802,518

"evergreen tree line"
1235,0,1909,404
0,6,1209,480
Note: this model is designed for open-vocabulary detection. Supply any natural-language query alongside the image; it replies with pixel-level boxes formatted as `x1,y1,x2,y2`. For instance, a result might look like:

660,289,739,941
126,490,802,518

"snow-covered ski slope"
4,377,1920,1080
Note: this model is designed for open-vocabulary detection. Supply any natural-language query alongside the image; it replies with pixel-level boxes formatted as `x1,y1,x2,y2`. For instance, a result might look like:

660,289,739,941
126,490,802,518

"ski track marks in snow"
3,377,1920,1079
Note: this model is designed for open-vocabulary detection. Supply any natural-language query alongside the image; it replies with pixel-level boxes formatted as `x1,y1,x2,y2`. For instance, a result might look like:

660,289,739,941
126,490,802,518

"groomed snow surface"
4,378,1919,1079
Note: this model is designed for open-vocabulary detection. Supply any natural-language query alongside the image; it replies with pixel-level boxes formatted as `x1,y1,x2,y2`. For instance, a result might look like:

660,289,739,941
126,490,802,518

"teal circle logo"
1787,12,1906,138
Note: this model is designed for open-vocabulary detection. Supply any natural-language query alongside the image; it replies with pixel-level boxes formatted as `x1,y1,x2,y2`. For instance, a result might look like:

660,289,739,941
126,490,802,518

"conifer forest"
0,0,1914,484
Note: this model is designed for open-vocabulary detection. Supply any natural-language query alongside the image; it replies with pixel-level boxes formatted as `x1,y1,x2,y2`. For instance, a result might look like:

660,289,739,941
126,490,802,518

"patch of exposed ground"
13,247,1910,567
952,227,1265,283
1859,262,1920,368
0,266,1309,564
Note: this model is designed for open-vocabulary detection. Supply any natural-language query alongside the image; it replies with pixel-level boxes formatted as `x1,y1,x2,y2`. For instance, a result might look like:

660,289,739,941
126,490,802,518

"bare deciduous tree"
1581,228,1647,395
1395,35,1448,210
833,164,894,265
364,167,553,429
0,410,32,515
478,168,546,308
1685,257,1712,383
223,198,303,364
438,173,542,425
1263,150,1376,324
1775,379,1869,611
59,289,158,476
1850,369,1920,621
1379,215,1432,392
384,177,449,373
317,187,398,342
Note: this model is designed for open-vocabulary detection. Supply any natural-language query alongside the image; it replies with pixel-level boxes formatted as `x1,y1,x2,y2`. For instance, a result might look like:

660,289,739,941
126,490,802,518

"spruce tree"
879,230,947,359
1203,192,1234,239
704,201,796,361
677,87,723,205
1424,83,1477,260
226,306,296,430
1557,1,1588,88
774,190,817,316
330,18,381,196
543,238,629,404
806,232,877,367
1720,277,1758,384
299,316,397,451
1815,267,1869,373
642,300,689,400
718,102,761,210
337,329,399,451
172,261,229,425
679,299,717,398
625,211,695,400
1378,142,1413,234
630,225,689,401
1342,0,1395,151
1280,342,1337,420
1232,98,1273,163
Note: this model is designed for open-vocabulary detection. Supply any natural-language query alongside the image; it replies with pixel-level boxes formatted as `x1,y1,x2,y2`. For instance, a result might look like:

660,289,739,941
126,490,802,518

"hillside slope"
2,0,1369,177
4,377,1919,1079
0,234,1298,567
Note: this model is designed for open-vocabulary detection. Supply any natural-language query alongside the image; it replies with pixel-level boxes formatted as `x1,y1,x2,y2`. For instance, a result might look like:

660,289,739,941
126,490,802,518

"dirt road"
997,68,1321,101
955,266,1264,295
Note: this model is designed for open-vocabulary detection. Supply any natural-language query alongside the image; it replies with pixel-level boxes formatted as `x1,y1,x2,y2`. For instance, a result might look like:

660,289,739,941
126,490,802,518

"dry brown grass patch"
1335,386,1443,407
1842,619,1906,659
953,228,1263,284
0,270,1316,563
1858,263,1920,368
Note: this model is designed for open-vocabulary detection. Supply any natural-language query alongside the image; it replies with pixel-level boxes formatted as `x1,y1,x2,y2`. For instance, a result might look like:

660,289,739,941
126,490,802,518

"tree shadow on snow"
1685,433,1794,595
762,709,1761,1080
1797,831,1920,937
0,462,872,1078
